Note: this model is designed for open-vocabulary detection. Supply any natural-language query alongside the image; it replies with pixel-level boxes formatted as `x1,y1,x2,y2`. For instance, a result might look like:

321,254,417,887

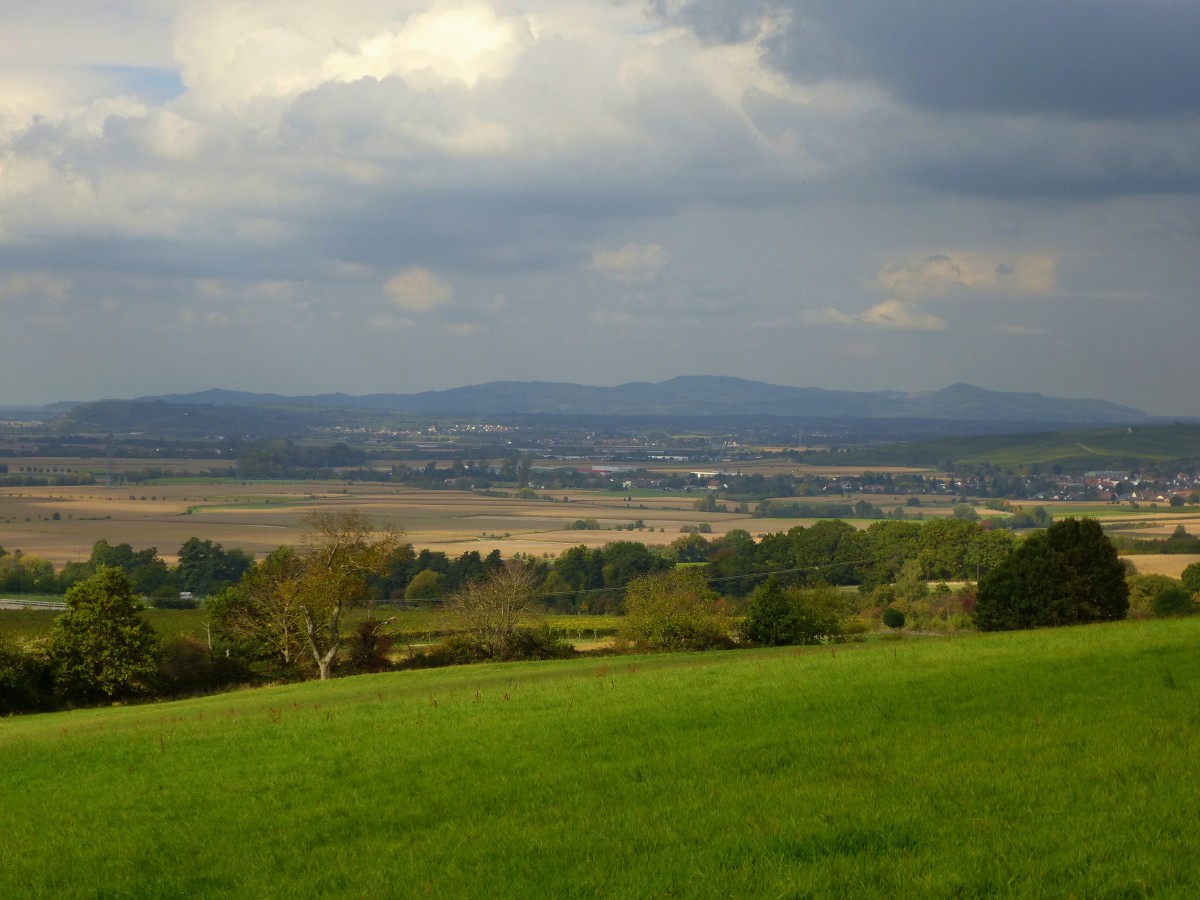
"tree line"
4,514,1198,716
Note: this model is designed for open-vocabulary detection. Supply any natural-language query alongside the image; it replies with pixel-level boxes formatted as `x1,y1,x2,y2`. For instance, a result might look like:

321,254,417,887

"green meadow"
3,619,1199,898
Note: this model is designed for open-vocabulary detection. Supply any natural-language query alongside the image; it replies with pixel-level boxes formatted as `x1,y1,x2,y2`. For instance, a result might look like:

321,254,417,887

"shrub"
344,619,397,673
882,607,906,629
1127,574,1184,617
0,635,54,714
404,626,575,669
743,578,844,646
1152,586,1197,618
158,634,250,695
618,568,731,652
1181,562,1200,594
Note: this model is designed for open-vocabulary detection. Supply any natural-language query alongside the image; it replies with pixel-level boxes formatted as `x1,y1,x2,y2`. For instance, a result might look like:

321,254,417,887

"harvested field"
1122,554,1200,578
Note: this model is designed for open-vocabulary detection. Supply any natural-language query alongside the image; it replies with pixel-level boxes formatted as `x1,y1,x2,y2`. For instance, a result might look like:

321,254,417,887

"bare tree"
441,563,544,657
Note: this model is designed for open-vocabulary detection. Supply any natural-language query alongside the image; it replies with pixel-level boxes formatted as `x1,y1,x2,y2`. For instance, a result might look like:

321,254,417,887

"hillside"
137,377,1146,423
3,620,1197,897
838,422,1200,469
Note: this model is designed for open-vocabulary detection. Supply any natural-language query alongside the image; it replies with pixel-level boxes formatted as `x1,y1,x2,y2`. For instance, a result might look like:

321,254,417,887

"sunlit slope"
3,620,1198,897
842,422,1200,469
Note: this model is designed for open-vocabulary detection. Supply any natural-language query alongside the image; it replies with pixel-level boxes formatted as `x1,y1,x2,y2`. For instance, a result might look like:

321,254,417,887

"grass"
2,618,1198,897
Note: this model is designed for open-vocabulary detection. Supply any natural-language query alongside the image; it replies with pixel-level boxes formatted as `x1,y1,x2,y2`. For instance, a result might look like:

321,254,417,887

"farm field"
1,618,1197,897
3,467,1197,569
0,477,967,567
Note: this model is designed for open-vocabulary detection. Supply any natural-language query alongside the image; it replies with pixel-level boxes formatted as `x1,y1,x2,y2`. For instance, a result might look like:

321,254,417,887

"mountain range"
135,377,1147,424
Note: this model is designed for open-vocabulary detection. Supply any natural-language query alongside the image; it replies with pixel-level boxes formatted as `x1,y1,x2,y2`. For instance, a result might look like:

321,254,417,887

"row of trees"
0,538,254,600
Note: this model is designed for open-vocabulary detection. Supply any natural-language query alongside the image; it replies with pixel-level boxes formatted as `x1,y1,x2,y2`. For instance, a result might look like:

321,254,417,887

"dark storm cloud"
656,0,1200,120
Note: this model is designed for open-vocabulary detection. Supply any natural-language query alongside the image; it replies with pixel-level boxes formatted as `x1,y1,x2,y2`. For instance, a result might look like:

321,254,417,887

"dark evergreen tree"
975,518,1128,631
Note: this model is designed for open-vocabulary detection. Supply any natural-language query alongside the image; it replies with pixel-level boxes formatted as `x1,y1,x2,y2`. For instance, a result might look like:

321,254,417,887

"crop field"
0,476,963,566
2,618,1197,897
3,464,1197,569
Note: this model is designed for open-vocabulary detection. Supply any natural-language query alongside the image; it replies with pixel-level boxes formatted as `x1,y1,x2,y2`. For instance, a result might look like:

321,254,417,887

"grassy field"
2,619,1198,897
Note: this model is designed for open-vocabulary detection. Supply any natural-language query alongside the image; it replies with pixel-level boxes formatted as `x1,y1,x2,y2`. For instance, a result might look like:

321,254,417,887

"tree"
49,566,160,702
176,537,253,596
975,518,1128,631
208,548,308,675
209,511,407,681
440,562,547,658
404,568,444,600
293,510,407,680
619,567,730,652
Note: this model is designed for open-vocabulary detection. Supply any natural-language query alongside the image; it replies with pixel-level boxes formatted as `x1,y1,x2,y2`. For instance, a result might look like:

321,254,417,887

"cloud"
873,252,1057,298
589,244,670,281
656,1,1200,120
444,321,479,337
384,266,455,313
858,299,945,331
801,299,945,331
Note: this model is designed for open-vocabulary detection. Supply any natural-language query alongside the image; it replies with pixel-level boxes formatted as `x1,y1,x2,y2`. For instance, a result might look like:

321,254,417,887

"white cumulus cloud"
384,266,455,313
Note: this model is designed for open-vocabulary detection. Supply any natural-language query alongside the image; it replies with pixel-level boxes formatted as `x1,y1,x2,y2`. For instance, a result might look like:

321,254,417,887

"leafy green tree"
49,566,159,702
975,518,1128,631
619,568,729,652
176,538,253,596
292,510,407,680
210,512,407,680
208,548,308,676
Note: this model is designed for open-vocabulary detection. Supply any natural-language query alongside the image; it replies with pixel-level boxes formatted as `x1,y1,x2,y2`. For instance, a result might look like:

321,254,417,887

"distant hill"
137,377,1146,424
836,423,1200,470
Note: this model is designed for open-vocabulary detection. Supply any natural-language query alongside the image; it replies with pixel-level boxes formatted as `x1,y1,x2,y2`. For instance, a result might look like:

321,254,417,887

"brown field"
1123,554,1200,578
0,480,781,564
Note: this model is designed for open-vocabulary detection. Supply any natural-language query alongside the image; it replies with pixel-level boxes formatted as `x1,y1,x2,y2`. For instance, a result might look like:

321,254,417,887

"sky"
1,0,1198,414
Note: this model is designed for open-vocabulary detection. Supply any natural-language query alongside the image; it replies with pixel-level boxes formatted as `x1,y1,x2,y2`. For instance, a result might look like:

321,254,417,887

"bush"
0,635,54,714
158,634,251,695
1152,586,1197,618
743,578,844,646
618,568,731,652
882,607,906,629
1127,574,1184,617
344,619,397,673
1181,562,1200,594
405,626,576,668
